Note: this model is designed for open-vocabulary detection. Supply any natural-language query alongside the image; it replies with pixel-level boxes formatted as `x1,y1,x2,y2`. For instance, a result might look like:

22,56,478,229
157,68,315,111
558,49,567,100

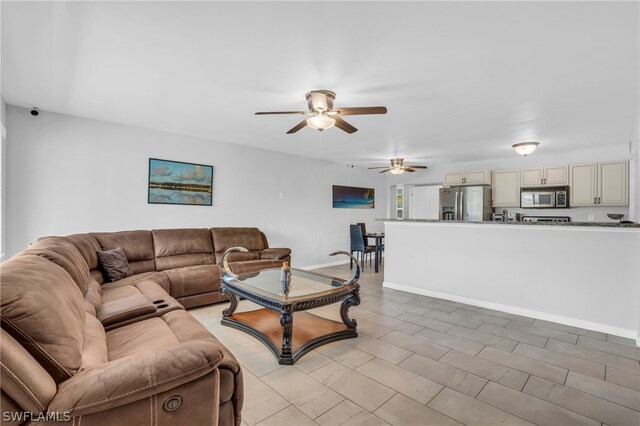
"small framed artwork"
148,158,213,206
332,185,375,209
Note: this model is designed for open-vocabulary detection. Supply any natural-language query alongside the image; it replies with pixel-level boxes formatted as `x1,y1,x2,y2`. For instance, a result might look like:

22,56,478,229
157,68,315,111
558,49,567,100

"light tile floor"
190,264,640,426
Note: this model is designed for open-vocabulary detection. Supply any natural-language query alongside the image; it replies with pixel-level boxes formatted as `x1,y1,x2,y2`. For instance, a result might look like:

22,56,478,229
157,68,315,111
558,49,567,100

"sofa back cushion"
61,233,105,284
210,227,267,264
0,255,85,384
91,230,156,276
22,237,90,295
152,228,215,271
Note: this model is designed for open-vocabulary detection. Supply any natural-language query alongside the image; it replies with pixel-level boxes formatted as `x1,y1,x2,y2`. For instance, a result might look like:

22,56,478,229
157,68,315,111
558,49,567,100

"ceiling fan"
255,90,387,134
369,158,428,175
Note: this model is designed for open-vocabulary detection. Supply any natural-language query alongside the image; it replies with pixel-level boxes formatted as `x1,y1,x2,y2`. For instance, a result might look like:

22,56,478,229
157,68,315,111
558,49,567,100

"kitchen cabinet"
492,170,520,207
570,161,628,206
521,165,568,187
444,170,491,186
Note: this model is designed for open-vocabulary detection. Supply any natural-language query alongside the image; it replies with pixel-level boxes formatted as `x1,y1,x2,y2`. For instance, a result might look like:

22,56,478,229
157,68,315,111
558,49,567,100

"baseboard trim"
298,259,350,271
383,281,638,344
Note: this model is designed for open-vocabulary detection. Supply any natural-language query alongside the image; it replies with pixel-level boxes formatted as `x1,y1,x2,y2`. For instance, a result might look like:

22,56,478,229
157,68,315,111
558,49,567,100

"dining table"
365,233,385,273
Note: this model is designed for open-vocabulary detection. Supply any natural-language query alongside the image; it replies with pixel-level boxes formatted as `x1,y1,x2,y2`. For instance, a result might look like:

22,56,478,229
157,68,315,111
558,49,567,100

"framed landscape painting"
148,158,213,206
332,185,375,209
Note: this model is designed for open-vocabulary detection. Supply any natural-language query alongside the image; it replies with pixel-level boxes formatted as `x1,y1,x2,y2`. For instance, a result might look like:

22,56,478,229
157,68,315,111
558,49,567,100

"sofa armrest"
48,340,223,417
96,295,157,327
260,248,291,260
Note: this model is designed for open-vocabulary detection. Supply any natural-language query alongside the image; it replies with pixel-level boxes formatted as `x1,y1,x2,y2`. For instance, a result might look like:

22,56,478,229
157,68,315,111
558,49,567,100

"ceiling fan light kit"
512,141,540,156
256,89,387,134
306,114,335,131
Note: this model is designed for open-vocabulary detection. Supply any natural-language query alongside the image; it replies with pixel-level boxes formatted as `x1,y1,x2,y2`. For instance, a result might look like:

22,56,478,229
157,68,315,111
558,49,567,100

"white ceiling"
2,1,638,168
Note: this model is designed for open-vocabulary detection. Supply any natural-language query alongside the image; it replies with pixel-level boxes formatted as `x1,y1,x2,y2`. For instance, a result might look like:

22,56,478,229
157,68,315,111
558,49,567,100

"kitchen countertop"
379,218,640,228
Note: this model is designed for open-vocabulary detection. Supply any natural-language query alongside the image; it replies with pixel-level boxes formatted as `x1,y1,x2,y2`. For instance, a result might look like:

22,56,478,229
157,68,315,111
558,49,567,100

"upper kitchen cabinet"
599,161,628,205
492,170,520,207
444,172,465,186
521,165,568,187
444,170,491,186
570,161,628,206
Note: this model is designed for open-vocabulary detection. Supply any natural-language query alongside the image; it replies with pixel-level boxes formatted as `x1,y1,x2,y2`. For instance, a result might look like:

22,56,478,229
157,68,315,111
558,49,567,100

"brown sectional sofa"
0,227,291,425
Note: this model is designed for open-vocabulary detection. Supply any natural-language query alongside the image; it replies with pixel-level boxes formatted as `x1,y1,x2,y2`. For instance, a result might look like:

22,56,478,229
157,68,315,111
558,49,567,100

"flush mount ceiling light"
512,141,540,156
306,114,336,131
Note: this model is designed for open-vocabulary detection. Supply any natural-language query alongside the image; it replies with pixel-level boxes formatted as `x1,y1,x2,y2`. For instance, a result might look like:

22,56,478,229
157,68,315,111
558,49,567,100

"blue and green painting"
148,158,213,206
332,185,375,209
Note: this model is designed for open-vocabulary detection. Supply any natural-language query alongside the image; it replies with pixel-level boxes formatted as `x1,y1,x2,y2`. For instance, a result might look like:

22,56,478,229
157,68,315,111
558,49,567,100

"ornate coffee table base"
222,307,358,365
220,250,361,365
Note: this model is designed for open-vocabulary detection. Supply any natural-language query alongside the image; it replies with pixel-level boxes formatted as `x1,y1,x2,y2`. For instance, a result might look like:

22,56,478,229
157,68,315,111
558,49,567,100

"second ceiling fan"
369,158,428,174
255,90,387,134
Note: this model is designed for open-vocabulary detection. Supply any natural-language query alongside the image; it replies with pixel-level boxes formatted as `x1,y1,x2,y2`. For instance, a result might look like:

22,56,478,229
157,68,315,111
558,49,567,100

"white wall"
6,106,386,267
389,144,632,222
384,221,640,342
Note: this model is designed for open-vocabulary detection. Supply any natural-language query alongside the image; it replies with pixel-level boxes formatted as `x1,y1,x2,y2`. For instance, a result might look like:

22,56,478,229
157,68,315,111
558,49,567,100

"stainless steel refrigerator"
439,186,492,221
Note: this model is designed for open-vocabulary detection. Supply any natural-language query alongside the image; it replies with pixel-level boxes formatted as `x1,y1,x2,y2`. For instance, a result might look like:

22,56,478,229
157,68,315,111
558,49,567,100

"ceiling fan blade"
333,116,358,134
286,119,308,134
332,106,387,116
378,169,392,173
406,165,428,169
255,111,309,115
403,167,416,173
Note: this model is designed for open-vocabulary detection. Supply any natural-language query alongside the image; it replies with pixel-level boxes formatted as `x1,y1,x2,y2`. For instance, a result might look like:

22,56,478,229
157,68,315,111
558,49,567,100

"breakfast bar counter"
381,219,640,345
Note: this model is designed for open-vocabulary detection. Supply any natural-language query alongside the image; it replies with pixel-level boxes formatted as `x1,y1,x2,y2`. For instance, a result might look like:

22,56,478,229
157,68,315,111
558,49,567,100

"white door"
410,186,441,219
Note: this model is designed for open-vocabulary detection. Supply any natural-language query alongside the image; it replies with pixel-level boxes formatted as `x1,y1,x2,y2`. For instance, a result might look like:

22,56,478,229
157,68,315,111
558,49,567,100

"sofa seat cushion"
107,318,179,360
162,264,220,298
227,259,291,275
106,310,218,361
100,280,172,305
101,271,170,293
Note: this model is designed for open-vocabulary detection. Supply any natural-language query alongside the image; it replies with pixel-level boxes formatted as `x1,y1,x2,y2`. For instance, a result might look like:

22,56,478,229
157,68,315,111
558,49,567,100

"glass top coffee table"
220,264,360,365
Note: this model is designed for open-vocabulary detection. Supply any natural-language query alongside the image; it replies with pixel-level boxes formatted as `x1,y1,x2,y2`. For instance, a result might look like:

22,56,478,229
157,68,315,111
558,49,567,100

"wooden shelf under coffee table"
220,267,360,365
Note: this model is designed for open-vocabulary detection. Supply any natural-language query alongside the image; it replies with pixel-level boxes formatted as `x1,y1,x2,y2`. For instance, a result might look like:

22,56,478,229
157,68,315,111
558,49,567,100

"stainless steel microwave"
521,187,569,208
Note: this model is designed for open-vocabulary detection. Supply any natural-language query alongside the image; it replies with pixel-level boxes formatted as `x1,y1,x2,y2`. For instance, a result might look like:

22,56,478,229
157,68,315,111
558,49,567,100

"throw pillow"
97,247,132,282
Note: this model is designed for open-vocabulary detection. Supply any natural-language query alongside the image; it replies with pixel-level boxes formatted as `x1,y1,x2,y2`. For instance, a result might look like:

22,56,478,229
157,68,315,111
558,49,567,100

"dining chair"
350,224,375,269
357,222,377,250
358,222,383,266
